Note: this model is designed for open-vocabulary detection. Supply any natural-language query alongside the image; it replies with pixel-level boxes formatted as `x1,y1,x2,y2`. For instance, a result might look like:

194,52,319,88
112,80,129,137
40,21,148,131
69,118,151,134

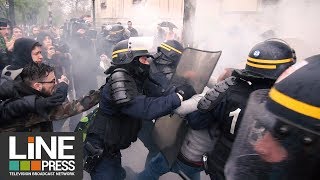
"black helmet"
245,39,296,80
263,56,320,179
106,24,125,42
266,54,320,134
156,40,183,65
225,55,320,180
111,39,151,65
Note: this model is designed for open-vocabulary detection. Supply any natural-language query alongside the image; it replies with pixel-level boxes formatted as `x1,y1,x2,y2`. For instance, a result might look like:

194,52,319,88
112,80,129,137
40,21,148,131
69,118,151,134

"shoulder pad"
197,76,237,112
110,68,139,105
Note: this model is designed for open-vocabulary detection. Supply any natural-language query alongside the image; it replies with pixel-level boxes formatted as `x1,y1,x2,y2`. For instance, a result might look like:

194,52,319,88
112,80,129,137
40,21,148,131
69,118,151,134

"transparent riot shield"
153,48,222,167
152,114,187,167
170,47,222,93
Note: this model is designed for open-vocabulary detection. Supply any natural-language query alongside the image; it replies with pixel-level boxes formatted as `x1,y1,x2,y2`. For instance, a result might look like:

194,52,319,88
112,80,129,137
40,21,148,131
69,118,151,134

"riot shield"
152,114,187,167
153,48,221,167
170,47,222,93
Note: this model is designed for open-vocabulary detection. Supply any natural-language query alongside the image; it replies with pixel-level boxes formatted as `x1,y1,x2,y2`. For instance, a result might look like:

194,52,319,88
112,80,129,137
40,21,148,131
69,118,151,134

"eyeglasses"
0,27,9,30
38,79,56,84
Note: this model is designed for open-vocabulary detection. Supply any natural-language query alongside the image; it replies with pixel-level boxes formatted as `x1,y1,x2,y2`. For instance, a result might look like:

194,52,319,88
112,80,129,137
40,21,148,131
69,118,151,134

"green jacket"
0,90,101,132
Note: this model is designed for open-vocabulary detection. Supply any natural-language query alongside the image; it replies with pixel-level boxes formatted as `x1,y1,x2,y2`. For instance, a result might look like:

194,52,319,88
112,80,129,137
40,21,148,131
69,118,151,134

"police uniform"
84,39,195,180
97,24,129,58
187,40,296,180
225,55,320,180
140,40,184,164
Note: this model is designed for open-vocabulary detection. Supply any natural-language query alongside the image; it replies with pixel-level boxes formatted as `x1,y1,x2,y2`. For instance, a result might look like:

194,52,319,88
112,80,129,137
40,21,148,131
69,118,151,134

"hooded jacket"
9,38,38,70
1,38,38,87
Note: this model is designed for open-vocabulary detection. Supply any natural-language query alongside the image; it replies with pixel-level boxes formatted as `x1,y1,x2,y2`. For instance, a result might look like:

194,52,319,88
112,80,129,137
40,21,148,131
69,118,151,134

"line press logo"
1,132,82,180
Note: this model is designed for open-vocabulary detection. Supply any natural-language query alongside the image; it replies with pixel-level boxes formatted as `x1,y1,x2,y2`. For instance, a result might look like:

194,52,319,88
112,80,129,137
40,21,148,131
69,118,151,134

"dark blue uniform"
86,73,181,180
138,63,176,165
186,70,275,180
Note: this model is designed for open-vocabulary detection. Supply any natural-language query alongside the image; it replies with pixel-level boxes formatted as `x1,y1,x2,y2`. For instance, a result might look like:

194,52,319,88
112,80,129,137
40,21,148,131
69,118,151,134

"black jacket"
0,82,68,132
186,69,276,179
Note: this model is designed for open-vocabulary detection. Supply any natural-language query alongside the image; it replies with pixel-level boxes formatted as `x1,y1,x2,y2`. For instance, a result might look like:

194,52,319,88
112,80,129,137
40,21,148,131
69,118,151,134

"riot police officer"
186,39,296,180
225,55,320,180
139,40,184,166
97,24,129,58
143,40,184,96
84,38,195,180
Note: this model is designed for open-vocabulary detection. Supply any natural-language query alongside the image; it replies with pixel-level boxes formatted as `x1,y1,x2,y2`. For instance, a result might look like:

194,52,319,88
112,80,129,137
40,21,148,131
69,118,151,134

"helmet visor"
225,89,320,180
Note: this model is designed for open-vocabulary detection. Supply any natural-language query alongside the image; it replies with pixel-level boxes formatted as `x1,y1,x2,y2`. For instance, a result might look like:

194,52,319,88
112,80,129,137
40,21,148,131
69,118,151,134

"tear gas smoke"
192,0,320,79
122,2,183,40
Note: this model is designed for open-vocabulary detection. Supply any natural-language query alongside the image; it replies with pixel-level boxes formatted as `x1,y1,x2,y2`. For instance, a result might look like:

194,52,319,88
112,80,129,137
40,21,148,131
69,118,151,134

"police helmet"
266,55,320,135
225,56,320,180
106,24,125,41
245,39,296,80
263,56,320,179
111,39,151,65
108,24,124,34
156,40,184,65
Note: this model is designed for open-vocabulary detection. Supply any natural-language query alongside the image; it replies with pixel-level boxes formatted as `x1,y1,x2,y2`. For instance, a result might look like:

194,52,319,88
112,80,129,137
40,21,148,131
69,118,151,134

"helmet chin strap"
153,52,162,60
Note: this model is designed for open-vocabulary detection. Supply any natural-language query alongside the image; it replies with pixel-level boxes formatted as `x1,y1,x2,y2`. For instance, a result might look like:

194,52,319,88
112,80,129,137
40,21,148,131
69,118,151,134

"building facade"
94,0,184,27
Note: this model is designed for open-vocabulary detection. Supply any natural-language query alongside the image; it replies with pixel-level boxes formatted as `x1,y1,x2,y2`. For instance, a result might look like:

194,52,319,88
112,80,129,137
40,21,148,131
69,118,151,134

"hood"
11,38,39,68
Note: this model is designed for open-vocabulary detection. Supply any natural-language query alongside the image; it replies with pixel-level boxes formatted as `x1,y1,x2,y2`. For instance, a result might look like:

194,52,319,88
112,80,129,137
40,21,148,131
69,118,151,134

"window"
262,0,280,5
133,0,142,4
100,0,107,9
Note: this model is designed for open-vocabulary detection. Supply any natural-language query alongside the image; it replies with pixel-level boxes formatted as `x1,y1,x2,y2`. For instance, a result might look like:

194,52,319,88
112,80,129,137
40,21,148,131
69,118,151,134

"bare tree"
59,0,91,18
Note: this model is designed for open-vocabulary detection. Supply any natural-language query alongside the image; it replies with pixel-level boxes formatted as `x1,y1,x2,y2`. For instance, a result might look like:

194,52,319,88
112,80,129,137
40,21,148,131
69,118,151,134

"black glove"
54,82,69,100
175,84,196,101
35,93,66,119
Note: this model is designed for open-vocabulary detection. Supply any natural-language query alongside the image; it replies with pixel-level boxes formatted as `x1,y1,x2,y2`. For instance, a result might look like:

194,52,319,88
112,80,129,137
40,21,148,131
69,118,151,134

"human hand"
175,84,196,101
58,75,69,85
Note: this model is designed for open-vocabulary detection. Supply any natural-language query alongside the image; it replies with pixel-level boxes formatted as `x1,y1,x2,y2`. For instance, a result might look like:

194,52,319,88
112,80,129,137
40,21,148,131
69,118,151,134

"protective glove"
35,93,66,119
175,84,196,101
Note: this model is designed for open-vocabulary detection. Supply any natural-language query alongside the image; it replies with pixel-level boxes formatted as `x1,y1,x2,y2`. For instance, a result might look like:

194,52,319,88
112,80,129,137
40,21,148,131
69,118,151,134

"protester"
0,38,43,85
0,18,10,70
29,26,40,40
0,62,101,132
127,20,138,37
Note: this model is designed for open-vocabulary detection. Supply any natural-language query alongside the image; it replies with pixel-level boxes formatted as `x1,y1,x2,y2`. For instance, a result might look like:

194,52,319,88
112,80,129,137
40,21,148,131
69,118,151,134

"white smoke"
192,0,320,78
122,2,183,37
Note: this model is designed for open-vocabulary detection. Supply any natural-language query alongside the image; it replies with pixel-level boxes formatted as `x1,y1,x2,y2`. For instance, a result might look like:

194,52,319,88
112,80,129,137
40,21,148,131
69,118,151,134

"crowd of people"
1,14,319,180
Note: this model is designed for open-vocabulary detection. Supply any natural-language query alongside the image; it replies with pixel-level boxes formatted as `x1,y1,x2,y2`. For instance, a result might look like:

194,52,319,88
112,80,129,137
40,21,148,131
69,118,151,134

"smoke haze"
192,0,320,78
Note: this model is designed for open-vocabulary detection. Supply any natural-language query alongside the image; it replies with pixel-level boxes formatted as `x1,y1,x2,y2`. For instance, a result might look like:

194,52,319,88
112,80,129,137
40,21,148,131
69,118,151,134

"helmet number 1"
229,108,241,134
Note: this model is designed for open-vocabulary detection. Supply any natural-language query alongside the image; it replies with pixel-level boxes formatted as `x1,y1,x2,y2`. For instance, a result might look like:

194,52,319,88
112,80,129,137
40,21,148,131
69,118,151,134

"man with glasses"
0,38,101,132
0,62,101,132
